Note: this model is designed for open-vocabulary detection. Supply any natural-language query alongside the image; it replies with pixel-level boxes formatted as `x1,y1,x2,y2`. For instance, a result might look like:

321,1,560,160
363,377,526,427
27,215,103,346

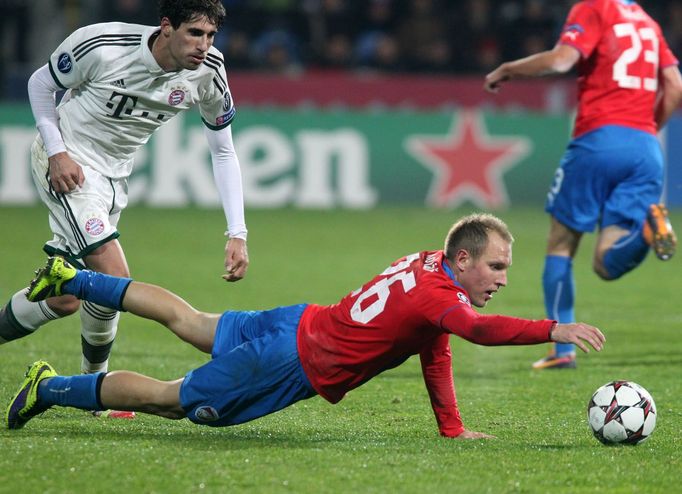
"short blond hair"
444,213,513,261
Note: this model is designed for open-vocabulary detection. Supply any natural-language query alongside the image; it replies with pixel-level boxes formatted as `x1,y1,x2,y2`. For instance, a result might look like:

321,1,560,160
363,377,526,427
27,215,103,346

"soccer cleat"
532,352,576,370
26,257,77,301
6,360,57,429
92,410,136,419
643,204,676,261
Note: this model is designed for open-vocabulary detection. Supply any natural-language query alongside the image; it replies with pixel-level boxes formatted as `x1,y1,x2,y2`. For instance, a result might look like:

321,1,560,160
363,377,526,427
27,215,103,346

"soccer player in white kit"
0,0,249,418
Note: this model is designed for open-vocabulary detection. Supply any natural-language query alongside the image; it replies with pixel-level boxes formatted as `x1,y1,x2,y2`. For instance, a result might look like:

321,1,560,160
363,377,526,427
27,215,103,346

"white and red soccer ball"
587,381,656,445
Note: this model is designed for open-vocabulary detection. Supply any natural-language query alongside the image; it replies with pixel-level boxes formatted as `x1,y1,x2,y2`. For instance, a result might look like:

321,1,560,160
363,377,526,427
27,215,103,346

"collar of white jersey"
142,26,167,75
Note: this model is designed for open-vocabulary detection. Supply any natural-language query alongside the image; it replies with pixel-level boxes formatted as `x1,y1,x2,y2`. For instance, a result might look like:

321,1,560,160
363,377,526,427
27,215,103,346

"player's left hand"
222,237,248,282
452,430,496,440
551,322,606,354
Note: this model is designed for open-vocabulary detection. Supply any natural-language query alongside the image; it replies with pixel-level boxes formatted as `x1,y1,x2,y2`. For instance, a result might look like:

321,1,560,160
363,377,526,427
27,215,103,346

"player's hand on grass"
48,152,85,193
222,237,249,282
453,430,496,440
550,323,605,354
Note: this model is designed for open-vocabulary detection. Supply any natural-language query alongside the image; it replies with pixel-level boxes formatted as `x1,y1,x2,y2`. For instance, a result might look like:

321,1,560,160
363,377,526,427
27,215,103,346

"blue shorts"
179,304,317,427
545,125,663,232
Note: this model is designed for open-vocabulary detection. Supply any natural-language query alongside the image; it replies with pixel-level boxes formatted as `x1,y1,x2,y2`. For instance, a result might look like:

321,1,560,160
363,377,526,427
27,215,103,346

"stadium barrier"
0,102,679,209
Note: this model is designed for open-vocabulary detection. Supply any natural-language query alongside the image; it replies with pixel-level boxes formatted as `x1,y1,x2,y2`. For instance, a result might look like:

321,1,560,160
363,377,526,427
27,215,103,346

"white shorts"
31,136,129,268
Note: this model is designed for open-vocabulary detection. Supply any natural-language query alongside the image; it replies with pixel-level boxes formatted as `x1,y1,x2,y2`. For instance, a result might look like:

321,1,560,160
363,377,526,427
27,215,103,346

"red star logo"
406,111,531,208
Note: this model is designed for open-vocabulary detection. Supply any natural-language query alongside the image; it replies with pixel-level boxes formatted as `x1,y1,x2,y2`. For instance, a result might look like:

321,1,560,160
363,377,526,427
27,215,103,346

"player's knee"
592,258,618,281
170,311,216,354
97,265,130,278
83,243,130,277
47,295,81,316
111,265,131,278
594,265,616,281
592,257,615,281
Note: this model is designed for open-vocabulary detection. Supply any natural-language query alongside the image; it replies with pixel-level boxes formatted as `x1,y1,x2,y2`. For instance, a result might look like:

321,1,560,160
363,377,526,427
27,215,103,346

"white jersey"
48,22,236,179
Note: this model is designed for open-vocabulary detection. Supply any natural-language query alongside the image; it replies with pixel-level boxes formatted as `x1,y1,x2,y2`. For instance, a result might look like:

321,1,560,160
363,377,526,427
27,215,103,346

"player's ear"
160,17,173,36
454,249,471,272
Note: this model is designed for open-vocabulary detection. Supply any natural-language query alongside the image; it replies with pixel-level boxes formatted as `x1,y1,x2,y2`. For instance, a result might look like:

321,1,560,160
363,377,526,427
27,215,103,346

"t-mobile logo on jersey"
105,91,138,119
105,91,167,121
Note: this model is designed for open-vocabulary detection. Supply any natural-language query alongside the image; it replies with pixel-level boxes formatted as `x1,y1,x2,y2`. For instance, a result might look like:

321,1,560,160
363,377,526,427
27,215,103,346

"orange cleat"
532,352,576,370
643,204,676,261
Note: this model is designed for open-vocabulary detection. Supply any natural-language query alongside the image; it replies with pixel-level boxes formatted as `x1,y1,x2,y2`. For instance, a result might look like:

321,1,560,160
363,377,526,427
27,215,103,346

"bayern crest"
168,86,187,106
84,217,105,236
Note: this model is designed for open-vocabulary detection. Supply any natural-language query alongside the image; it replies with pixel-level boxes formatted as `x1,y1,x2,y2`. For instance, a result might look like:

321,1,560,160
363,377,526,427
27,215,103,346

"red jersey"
296,250,555,437
557,0,678,137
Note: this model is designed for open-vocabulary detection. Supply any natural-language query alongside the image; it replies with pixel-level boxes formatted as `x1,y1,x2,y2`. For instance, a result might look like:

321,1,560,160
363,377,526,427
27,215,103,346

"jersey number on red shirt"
613,23,658,92
350,253,419,324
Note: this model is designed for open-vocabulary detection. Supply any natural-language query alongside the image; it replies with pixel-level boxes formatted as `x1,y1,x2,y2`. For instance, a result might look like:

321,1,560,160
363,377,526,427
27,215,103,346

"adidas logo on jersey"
111,79,126,88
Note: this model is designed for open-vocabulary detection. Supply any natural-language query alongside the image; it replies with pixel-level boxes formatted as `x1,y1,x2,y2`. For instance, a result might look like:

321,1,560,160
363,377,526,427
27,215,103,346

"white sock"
80,301,119,373
0,290,59,344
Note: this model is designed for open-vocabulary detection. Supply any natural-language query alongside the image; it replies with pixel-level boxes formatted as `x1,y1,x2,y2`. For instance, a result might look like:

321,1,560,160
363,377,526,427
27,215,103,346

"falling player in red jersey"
484,0,682,369
7,214,605,438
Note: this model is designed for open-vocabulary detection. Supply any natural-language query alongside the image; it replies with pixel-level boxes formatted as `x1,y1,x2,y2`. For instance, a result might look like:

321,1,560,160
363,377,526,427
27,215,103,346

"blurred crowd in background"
2,0,682,100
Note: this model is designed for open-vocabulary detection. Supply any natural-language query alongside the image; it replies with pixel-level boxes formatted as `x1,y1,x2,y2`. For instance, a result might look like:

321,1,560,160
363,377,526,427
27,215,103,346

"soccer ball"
587,380,656,445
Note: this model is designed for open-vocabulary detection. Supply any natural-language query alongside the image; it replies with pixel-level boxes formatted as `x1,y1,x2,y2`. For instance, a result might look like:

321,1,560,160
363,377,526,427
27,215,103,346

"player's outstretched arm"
484,44,579,93
550,323,605,354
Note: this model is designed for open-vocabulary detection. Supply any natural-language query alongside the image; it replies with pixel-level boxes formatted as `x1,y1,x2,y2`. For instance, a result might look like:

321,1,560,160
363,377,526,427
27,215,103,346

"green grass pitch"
0,206,680,493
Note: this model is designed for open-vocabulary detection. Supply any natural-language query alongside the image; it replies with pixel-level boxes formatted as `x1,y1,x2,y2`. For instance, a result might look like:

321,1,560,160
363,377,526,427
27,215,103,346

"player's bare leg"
593,224,630,280
99,372,186,419
595,208,666,281
121,282,219,354
546,217,582,258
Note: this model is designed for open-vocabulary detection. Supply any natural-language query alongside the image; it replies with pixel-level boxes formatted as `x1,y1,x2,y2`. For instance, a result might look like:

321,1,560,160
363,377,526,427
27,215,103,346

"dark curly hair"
158,0,226,29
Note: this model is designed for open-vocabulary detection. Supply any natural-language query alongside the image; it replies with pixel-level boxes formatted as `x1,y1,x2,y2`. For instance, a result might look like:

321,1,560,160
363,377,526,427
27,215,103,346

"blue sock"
37,373,105,411
63,271,132,311
602,226,649,280
543,255,575,356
